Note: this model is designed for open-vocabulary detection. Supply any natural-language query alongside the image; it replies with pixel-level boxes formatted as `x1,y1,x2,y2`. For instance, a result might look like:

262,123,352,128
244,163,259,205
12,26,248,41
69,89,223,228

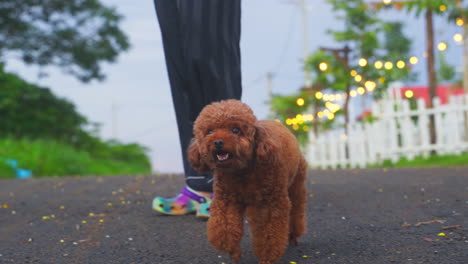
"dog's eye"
232,127,240,134
207,129,214,135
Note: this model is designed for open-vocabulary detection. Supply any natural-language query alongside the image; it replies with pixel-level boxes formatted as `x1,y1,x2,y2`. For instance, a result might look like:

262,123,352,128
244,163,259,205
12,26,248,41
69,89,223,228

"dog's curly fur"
188,100,307,264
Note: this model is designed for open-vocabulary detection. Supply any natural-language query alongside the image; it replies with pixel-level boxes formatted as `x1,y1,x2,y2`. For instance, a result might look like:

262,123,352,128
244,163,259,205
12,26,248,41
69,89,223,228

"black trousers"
154,0,242,192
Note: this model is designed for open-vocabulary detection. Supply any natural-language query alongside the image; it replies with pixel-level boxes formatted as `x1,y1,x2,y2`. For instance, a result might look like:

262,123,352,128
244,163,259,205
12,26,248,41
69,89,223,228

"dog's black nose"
214,139,224,149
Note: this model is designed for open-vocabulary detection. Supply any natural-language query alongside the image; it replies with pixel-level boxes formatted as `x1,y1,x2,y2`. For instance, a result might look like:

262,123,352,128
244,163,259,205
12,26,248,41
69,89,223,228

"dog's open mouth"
215,151,231,162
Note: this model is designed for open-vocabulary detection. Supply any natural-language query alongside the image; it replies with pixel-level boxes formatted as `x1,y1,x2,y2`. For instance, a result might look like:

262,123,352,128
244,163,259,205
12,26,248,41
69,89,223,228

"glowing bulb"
454,33,463,44
374,61,383,69
319,62,328,71
405,90,414,98
317,111,324,118
384,61,393,70
409,56,418,65
439,5,447,12
296,97,305,106
456,18,464,26
437,42,447,51
365,81,376,91
354,75,363,82
350,90,357,97
350,70,357,77
327,113,335,120
315,91,323,100
382,0,392,5
357,87,365,95
396,60,406,69
358,58,368,67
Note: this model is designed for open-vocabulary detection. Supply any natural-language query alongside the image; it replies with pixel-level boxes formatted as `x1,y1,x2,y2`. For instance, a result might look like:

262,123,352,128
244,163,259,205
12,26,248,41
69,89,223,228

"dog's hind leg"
288,158,307,245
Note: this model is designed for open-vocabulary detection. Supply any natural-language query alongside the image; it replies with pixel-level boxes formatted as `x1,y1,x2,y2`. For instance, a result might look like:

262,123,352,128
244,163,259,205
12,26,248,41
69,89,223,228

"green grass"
376,152,468,168
0,138,151,179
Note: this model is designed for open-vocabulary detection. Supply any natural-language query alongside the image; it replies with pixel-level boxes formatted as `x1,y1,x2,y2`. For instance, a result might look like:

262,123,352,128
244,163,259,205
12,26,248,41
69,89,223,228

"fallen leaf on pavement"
441,225,461,230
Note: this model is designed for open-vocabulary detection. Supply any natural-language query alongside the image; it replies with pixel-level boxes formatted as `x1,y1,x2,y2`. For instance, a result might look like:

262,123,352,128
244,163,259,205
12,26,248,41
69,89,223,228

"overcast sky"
6,0,462,173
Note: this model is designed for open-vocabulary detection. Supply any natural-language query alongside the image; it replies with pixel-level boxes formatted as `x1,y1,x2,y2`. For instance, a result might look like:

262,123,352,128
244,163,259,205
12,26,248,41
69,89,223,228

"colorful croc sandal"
196,199,211,219
152,187,211,217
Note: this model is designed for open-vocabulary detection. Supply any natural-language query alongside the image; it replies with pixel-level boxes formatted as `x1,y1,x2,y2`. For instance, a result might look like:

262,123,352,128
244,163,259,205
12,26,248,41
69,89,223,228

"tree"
305,0,411,128
0,0,130,82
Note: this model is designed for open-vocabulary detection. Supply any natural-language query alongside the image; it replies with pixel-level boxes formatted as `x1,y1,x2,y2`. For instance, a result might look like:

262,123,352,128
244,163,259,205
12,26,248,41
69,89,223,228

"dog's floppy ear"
188,138,210,173
254,122,278,164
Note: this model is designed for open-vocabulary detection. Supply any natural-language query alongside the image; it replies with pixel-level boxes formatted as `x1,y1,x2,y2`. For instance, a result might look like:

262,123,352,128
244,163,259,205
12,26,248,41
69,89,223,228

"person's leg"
177,0,242,192
152,0,242,216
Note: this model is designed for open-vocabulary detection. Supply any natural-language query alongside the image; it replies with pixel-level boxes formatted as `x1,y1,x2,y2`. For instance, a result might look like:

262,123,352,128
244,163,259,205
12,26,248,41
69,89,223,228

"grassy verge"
374,152,468,168
0,138,151,179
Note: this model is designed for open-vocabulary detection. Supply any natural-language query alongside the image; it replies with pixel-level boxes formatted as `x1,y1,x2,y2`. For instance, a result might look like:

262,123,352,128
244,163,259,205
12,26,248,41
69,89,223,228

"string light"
454,33,463,44
364,81,376,91
354,75,363,82
439,5,447,12
404,90,414,98
350,70,358,76
437,42,447,51
319,62,328,71
357,87,365,95
315,91,323,100
384,61,393,70
409,56,418,64
350,90,357,97
296,97,305,106
374,61,383,69
382,0,392,5
358,58,368,67
456,18,464,26
396,60,406,69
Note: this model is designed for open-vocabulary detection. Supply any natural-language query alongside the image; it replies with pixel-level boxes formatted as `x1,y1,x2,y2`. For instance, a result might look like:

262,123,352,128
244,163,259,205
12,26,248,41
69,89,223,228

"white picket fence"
307,93,468,169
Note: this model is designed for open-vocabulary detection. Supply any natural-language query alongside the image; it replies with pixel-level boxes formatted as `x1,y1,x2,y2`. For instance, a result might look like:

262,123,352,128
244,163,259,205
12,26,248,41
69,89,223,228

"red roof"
398,85,465,105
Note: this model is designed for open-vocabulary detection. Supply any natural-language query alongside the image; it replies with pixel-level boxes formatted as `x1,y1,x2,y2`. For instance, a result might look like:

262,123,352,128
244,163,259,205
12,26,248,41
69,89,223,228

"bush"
0,138,151,178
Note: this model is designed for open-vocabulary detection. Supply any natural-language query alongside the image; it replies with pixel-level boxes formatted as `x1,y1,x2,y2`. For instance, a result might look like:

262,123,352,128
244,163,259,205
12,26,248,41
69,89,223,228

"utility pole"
111,103,118,139
300,0,312,88
266,72,274,117
320,45,352,126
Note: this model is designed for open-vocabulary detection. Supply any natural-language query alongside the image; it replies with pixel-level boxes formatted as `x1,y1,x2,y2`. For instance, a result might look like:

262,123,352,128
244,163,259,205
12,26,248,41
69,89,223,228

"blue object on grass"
16,168,32,179
5,159,18,168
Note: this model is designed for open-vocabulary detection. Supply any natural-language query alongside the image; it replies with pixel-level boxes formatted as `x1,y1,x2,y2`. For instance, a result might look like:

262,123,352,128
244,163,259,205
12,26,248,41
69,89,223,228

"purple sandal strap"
181,187,209,203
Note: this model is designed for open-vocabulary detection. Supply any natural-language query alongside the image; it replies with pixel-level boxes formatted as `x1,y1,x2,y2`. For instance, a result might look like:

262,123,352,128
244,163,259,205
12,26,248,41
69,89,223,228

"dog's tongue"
217,153,229,161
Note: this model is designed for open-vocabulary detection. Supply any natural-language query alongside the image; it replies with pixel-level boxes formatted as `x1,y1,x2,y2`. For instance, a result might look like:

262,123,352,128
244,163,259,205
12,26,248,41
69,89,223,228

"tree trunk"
426,9,438,147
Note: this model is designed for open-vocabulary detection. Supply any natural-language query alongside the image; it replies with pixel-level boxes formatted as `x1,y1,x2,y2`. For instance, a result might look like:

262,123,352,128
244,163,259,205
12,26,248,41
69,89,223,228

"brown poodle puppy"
188,100,307,264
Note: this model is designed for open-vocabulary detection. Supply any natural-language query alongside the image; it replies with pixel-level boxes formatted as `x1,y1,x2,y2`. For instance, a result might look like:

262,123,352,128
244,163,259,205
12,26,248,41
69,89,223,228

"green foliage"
0,0,130,82
437,51,457,83
323,0,412,99
0,138,151,178
373,152,468,168
403,0,456,16
0,64,89,142
0,66,152,177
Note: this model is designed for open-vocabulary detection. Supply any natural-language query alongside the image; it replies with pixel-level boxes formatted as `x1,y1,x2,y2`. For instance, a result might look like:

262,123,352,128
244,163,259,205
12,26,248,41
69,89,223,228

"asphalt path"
0,168,467,264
